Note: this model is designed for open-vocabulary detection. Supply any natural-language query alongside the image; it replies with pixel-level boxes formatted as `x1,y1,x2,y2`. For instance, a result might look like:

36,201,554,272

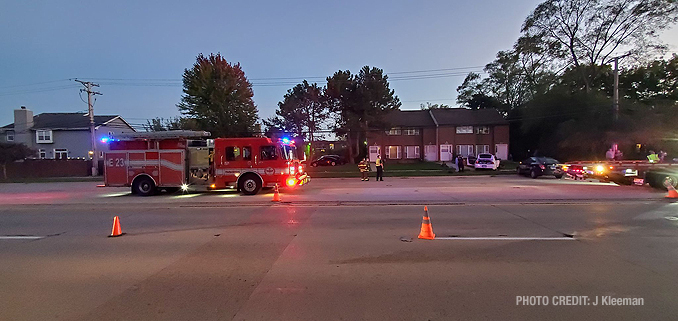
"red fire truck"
103,131,309,196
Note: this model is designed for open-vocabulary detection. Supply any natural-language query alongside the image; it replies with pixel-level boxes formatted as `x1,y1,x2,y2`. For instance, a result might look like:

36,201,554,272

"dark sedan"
310,155,345,167
517,157,564,179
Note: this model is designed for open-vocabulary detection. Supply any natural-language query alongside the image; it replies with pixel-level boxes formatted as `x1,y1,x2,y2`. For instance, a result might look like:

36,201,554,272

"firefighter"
358,157,369,181
457,155,465,172
375,154,384,181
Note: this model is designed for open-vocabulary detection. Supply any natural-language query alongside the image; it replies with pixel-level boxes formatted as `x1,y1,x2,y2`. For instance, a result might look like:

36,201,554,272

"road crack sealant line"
0,232,64,240
490,204,575,239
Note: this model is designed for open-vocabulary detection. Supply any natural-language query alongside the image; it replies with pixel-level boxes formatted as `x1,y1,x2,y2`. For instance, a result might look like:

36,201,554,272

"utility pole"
75,79,102,176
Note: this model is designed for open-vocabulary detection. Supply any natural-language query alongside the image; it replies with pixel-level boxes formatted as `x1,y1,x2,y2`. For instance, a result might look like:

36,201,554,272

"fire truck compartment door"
105,152,129,186
158,151,185,186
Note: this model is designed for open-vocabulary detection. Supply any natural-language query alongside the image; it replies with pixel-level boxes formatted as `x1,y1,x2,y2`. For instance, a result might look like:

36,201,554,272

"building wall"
493,125,509,144
35,130,91,159
367,124,510,163
422,128,436,146
28,119,135,159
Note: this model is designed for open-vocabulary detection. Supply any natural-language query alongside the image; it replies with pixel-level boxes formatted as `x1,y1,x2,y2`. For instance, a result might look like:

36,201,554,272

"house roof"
2,113,131,130
383,108,508,128
430,108,508,126
384,110,436,127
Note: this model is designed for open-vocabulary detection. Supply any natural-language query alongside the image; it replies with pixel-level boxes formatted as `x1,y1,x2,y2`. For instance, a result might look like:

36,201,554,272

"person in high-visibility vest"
375,154,384,181
648,151,660,163
358,157,370,181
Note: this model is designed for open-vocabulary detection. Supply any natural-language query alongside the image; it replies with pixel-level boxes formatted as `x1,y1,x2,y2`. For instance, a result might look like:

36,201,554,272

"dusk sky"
2,0,677,129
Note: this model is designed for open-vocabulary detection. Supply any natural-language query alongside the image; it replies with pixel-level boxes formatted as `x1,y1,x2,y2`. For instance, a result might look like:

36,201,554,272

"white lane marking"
435,236,574,241
0,236,45,240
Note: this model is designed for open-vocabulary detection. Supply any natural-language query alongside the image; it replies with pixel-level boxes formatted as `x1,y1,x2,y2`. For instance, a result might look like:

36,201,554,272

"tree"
522,0,678,91
621,54,678,103
177,53,259,137
144,117,200,132
0,143,36,180
326,66,401,163
264,80,329,160
419,102,451,110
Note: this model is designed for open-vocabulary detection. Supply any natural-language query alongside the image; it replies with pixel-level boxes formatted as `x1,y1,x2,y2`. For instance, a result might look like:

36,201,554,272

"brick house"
366,108,509,163
0,106,136,160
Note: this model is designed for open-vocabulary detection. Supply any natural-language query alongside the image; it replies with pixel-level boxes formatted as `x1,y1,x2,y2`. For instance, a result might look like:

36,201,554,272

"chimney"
14,106,34,132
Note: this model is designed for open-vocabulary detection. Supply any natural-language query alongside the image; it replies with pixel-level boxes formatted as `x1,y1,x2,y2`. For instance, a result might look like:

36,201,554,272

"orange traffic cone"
418,206,435,240
667,184,678,199
272,184,281,202
109,216,124,237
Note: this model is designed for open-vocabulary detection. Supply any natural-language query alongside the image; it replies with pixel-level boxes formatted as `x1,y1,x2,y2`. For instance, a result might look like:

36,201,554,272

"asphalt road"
1,176,677,320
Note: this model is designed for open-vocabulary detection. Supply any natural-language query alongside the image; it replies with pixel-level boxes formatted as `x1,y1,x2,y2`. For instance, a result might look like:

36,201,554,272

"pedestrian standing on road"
358,157,369,181
375,154,384,181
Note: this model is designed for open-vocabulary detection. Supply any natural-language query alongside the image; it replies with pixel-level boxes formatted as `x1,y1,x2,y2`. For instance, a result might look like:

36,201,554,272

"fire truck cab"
103,131,309,196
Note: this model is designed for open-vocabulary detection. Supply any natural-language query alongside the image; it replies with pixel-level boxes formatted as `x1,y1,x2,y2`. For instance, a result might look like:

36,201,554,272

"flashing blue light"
282,137,291,144
100,137,110,143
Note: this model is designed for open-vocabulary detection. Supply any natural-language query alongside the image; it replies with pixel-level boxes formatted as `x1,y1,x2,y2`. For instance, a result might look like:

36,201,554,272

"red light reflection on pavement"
0,192,71,204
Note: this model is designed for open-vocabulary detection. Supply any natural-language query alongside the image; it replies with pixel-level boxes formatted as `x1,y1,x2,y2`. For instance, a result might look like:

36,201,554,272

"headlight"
286,178,296,186
595,165,605,172
181,184,189,191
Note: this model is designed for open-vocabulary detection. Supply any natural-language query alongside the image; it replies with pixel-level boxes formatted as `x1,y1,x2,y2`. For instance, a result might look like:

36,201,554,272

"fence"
3,159,99,179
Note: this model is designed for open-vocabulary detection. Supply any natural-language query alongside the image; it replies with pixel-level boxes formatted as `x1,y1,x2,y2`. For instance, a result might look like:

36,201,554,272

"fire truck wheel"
239,174,262,195
132,176,156,196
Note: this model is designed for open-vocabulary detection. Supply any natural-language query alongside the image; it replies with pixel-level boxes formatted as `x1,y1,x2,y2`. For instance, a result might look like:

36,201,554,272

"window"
36,130,53,143
405,146,420,159
54,148,68,160
404,128,420,135
475,126,490,134
386,128,401,135
225,146,241,161
39,149,46,159
386,145,402,159
260,146,278,160
6,131,14,142
476,145,490,154
456,145,474,157
243,146,252,160
456,126,473,134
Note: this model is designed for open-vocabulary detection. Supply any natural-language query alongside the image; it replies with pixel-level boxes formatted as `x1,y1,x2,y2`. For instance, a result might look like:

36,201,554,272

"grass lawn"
306,161,517,178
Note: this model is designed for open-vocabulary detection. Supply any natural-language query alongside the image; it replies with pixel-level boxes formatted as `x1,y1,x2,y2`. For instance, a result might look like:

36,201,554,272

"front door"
425,145,437,161
440,145,453,162
369,146,381,162
495,144,508,160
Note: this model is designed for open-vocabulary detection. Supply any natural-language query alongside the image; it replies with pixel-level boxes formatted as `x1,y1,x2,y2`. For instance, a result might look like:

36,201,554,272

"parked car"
310,155,345,167
517,157,564,179
474,153,499,170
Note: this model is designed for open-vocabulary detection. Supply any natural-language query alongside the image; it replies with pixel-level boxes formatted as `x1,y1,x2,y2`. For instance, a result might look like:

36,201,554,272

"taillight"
289,166,295,175
298,165,304,173
539,164,545,170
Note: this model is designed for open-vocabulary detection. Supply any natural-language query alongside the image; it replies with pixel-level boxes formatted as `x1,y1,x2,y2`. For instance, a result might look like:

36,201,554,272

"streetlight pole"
613,56,619,122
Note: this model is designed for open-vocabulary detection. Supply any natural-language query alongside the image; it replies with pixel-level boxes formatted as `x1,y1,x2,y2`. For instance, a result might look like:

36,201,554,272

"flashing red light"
286,178,296,186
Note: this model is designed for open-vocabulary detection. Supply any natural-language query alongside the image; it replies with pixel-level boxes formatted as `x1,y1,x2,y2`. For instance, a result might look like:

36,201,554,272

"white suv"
474,153,499,170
